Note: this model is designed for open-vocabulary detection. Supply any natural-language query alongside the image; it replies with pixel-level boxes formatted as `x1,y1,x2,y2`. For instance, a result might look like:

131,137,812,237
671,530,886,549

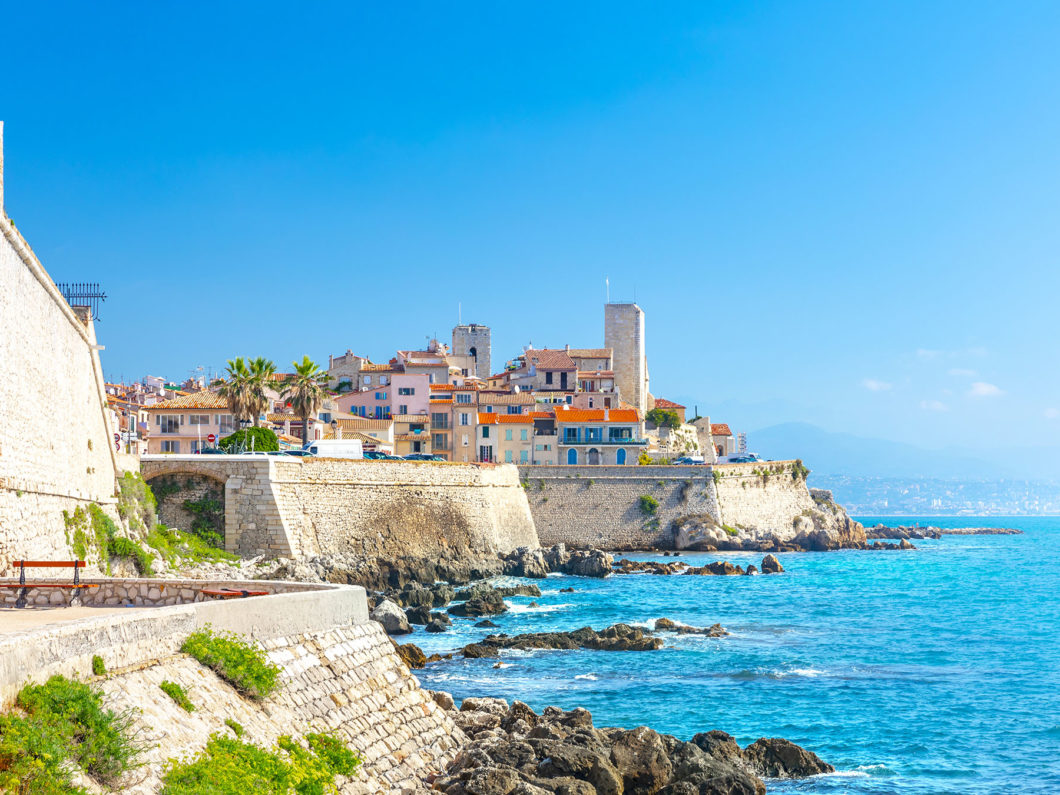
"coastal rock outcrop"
435,699,832,794
654,618,729,636
370,599,412,635
449,587,508,617
760,555,783,574
462,624,663,658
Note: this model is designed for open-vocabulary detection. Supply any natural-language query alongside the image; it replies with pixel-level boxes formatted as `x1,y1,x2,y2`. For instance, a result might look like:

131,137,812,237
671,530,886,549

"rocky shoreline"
429,695,833,794
865,524,1023,539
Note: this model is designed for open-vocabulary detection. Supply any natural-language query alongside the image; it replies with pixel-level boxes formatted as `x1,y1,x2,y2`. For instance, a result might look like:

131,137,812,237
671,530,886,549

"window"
161,440,180,453
564,428,579,443
456,393,472,404
375,392,386,400
398,404,408,415
520,450,528,464
158,415,181,434
190,440,203,453
520,429,528,441
218,414,235,434
609,427,633,441
459,413,470,426
431,413,449,429
432,433,448,450
481,426,490,439
505,450,513,463
505,429,513,441
188,415,210,425
380,376,388,385
545,371,553,385
484,406,493,413
398,387,415,396
364,375,372,385
479,445,493,463
507,406,521,414
410,424,424,432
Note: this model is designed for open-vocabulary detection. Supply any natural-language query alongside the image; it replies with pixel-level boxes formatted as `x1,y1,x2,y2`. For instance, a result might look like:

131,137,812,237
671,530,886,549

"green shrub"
723,524,739,537
225,718,245,737
9,675,144,787
161,732,361,795
637,451,654,466
711,469,721,485
219,427,279,453
145,525,239,566
181,627,281,699
639,495,659,516
107,536,155,576
791,459,810,481
117,472,158,533
645,408,681,430
181,493,225,548
92,655,106,676
160,681,195,713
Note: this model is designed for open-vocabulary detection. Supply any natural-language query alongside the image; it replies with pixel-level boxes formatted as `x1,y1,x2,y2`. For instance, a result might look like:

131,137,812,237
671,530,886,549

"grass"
225,718,245,737
181,627,281,699
145,525,239,566
161,732,361,795
0,675,145,792
160,681,195,713
722,524,739,537
107,536,156,576
92,655,106,676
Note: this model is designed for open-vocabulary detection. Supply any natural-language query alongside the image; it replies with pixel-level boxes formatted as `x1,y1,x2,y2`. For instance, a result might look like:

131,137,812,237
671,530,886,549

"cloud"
920,400,949,412
947,368,977,377
1046,408,1060,420
968,382,1004,397
862,378,892,392
916,349,942,359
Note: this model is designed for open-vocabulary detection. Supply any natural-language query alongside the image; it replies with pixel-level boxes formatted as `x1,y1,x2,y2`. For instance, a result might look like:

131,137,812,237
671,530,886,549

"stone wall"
142,457,539,559
712,461,815,533
519,465,720,549
149,473,226,544
0,210,121,570
0,582,461,793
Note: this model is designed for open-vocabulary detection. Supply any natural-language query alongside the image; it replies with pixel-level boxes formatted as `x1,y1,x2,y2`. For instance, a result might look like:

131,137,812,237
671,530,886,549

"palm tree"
282,356,328,445
247,357,277,427
215,357,254,426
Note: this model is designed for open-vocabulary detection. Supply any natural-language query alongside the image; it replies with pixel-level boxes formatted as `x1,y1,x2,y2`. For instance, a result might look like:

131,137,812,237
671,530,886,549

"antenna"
605,277,610,304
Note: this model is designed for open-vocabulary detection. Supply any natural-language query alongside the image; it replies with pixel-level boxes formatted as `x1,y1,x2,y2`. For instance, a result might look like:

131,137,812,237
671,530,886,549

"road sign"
114,433,120,442
207,434,216,443
115,442,121,451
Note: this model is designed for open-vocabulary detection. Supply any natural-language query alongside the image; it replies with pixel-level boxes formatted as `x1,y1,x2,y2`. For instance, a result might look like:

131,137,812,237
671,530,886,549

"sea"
414,516,1060,794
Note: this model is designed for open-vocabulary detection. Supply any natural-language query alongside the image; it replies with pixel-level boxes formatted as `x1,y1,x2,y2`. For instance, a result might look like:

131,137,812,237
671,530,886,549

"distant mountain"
747,422,1017,479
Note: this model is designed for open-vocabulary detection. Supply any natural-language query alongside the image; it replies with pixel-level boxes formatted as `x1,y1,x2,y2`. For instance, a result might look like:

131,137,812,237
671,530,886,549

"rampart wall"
0,582,462,793
712,461,815,533
141,457,539,559
0,210,120,569
518,465,720,549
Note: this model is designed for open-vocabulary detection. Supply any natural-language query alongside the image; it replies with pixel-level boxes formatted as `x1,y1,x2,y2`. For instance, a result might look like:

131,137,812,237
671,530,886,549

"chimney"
565,344,570,352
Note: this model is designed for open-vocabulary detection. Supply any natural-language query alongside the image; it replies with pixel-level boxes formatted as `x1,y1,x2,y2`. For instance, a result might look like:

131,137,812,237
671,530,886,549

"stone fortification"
142,457,539,559
518,465,720,549
0,581,462,792
0,201,120,569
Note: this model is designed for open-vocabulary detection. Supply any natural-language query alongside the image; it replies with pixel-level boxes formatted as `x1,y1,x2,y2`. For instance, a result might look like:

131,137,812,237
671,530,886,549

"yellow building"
476,413,533,465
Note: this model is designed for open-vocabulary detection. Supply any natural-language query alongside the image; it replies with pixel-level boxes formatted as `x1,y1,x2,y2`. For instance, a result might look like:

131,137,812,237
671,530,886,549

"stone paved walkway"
0,605,153,634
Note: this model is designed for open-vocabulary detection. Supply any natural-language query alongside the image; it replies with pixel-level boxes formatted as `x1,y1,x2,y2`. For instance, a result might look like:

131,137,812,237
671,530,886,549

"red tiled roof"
566,348,611,358
431,398,454,404
146,391,228,410
653,398,686,410
554,408,640,423
523,349,577,370
711,423,733,437
577,370,614,378
430,384,457,391
478,413,532,424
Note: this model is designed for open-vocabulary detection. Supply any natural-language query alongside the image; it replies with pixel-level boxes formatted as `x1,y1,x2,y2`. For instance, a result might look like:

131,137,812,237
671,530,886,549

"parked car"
403,453,445,461
672,456,706,465
281,449,314,457
302,439,364,460
195,447,227,455
719,453,765,464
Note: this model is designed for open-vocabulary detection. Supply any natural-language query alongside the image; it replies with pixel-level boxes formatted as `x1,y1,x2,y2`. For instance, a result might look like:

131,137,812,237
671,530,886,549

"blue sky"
3,1,1059,454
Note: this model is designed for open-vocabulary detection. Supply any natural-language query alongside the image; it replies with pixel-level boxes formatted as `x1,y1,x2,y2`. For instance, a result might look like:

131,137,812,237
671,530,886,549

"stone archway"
587,448,601,465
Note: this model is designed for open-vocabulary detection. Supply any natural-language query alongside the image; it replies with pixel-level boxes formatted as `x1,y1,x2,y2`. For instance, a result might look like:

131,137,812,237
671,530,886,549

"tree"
215,358,254,426
282,356,328,445
645,408,681,430
247,357,277,427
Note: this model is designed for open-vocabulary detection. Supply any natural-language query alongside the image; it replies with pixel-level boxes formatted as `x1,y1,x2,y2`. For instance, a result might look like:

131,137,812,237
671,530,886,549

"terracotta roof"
430,397,454,404
529,411,555,420
554,408,640,423
711,423,733,437
147,391,228,410
477,413,533,425
334,417,393,431
523,349,577,370
361,362,403,373
566,348,611,358
481,393,536,405
393,414,430,424
577,370,615,378
324,429,392,445
430,384,457,391
653,398,686,410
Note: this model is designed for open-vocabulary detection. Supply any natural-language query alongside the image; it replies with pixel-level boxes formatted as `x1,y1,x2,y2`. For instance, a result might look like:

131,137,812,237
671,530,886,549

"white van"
302,439,363,460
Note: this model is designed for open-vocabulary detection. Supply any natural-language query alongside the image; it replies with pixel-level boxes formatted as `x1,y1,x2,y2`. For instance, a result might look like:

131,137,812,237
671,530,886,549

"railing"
561,437,648,446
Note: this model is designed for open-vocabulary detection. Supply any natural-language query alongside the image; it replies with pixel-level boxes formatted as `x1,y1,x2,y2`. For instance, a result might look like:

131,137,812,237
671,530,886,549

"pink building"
391,373,430,417
336,387,392,420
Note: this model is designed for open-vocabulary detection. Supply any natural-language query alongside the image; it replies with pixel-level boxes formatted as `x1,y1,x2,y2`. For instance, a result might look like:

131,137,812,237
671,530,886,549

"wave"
504,601,573,614
574,673,598,681
728,667,828,681
816,764,892,779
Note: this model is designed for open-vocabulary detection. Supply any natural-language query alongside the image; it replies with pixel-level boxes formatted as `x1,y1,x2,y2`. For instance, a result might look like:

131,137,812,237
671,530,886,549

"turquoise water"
414,517,1060,793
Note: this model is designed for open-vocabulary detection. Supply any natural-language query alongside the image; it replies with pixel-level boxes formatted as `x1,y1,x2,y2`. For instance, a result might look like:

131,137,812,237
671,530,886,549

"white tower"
604,302,648,415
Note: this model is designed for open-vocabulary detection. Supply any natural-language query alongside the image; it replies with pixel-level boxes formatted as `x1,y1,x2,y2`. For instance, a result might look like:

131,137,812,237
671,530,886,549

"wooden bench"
200,588,270,599
1,560,99,608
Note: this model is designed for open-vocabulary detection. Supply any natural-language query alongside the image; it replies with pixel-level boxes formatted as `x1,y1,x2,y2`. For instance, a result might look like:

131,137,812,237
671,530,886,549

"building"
144,392,236,454
391,373,430,417
554,407,646,465
476,413,534,464
336,387,392,420
393,414,432,456
451,323,491,379
652,398,687,424
604,302,649,415
711,423,736,457
507,348,578,393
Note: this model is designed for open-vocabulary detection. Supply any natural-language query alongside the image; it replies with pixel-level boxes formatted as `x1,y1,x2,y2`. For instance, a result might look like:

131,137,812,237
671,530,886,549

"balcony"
561,437,648,446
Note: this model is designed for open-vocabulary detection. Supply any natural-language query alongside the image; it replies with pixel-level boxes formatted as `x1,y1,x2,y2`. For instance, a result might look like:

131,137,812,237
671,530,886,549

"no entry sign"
207,434,216,443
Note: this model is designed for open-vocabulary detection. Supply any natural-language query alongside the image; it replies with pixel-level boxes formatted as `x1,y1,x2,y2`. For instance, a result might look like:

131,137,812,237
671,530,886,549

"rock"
543,543,571,571
431,690,455,710
405,604,433,625
745,565,759,576
465,766,522,794
760,555,783,574
899,538,916,550
463,624,662,657
449,589,508,617
426,617,450,633
370,599,412,634
461,696,510,714
395,642,426,669
503,547,549,578
496,584,543,598
475,619,500,628
559,587,575,593
613,558,688,575
610,726,674,792
742,738,835,778
564,549,614,577
684,561,744,576
528,601,539,608
655,618,678,631
674,623,728,637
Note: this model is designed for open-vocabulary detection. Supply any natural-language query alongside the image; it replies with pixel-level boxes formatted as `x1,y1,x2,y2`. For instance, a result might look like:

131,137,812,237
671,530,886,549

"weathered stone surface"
370,598,413,634
742,737,835,778
503,547,549,578
395,641,427,669
463,624,662,657
449,589,508,617
760,555,783,574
